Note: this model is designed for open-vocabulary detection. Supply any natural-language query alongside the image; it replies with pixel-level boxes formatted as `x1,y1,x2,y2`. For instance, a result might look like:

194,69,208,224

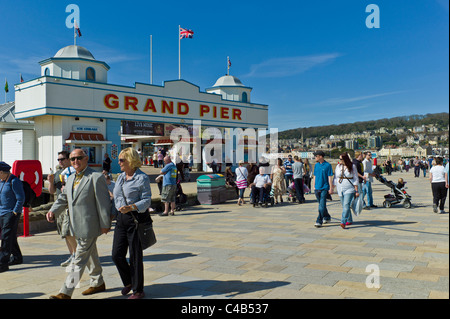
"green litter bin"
197,174,227,205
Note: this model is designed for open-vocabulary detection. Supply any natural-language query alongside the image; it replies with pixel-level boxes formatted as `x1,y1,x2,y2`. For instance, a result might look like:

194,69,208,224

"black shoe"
0,266,9,273
370,205,378,208
8,257,23,266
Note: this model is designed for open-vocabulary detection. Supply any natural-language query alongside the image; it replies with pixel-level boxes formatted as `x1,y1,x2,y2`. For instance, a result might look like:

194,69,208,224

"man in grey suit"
46,149,112,299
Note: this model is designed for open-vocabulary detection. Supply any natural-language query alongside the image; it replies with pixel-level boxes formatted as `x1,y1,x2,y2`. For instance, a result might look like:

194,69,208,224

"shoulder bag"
121,180,157,250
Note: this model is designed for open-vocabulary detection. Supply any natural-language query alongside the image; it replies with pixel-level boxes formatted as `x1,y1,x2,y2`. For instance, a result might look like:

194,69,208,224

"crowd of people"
0,147,448,298
223,151,448,228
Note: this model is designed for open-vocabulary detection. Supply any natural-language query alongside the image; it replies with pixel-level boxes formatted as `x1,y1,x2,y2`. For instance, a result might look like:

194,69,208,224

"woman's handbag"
121,183,157,250
130,211,157,250
235,167,248,189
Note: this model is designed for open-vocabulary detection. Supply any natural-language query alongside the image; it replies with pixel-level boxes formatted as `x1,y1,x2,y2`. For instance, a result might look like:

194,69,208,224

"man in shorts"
160,156,177,216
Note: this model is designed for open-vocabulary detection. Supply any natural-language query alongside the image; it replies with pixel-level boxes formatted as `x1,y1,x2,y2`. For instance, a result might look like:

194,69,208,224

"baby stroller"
286,182,310,203
175,180,188,211
286,182,297,202
373,167,412,209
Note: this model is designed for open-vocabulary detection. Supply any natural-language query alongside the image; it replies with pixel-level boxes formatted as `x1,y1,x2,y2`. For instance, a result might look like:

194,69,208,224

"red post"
20,206,33,237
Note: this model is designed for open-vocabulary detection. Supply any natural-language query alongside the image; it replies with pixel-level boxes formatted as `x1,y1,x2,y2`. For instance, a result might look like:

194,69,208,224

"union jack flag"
74,19,82,37
179,27,194,39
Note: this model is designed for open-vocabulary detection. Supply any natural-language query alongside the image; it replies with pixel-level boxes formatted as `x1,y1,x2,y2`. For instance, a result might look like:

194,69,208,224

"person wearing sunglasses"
112,147,152,299
332,153,359,229
46,148,112,299
47,151,77,267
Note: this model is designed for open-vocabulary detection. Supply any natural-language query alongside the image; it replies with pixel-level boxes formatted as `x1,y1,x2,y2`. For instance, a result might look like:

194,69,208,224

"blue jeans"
362,182,373,207
315,189,331,225
339,192,355,225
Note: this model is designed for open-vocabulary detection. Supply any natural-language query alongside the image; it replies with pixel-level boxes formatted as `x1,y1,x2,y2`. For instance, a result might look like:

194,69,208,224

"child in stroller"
373,167,412,208
286,182,297,202
286,182,311,203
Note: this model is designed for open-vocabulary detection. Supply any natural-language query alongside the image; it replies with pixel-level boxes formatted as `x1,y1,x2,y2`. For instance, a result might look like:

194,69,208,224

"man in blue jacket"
0,161,25,273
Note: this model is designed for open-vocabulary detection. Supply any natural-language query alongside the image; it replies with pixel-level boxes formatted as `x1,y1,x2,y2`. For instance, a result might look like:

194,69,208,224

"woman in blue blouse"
112,148,152,299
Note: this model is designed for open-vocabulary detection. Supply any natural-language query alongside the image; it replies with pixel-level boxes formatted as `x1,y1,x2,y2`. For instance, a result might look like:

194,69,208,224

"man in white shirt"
250,167,272,206
362,152,377,209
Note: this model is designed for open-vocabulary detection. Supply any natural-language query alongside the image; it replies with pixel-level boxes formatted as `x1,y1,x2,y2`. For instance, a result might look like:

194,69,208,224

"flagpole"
178,25,181,80
74,19,76,46
150,35,153,84
227,56,229,76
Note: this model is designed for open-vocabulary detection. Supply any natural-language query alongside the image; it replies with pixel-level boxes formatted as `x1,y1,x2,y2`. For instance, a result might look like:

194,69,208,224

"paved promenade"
0,171,448,299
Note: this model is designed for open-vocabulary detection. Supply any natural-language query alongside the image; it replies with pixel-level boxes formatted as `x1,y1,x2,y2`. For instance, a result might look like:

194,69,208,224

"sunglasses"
119,158,126,163
57,158,67,161
70,156,86,162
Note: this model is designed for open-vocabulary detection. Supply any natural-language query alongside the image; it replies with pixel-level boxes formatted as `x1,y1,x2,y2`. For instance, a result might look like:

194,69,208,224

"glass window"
86,67,95,81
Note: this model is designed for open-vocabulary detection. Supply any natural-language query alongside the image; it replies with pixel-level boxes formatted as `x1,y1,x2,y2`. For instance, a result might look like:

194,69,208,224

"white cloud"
243,53,341,78
310,91,406,107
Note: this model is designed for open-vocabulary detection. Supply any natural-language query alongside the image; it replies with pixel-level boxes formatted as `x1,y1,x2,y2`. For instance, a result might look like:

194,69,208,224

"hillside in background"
278,113,449,140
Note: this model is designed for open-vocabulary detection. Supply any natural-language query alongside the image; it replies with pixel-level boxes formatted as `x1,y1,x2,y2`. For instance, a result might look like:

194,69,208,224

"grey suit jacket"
50,167,112,239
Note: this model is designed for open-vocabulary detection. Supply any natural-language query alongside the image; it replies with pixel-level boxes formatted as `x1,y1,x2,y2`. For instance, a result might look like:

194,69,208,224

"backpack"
22,180,37,208
5,177,36,209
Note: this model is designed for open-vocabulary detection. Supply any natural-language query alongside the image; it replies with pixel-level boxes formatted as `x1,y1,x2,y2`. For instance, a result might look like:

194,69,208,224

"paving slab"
0,171,448,299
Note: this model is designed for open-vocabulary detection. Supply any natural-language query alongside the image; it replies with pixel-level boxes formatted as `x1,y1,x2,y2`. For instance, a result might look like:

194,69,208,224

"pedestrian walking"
0,162,25,273
102,153,112,173
421,157,428,177
429,157,448,214
283,155,294,192
47,151,77,267
160,156,177,216
303,158,312,193
246,162,259,185
312,151,333,228
270,158,286,204
235,160,248,206
157,150,164,168
46,149,112,299
413,156,421,178
332,153,359,229
112,147,152,299
292,156,305,203
362,152,377,209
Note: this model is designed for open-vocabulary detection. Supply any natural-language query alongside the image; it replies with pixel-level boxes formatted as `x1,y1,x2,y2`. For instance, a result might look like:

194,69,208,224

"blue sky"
0,0,448,131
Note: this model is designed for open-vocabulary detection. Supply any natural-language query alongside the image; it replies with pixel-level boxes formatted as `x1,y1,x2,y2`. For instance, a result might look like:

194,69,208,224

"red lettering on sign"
143,99,157,112
177,102,189,115
200,104,210,117
162,100,174,114
220,107,229,119
124,96,139,111
104,94,119,109
233,109,242,120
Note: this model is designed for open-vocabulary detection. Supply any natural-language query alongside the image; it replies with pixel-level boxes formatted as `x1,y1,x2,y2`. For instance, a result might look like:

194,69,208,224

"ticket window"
74,146,98,164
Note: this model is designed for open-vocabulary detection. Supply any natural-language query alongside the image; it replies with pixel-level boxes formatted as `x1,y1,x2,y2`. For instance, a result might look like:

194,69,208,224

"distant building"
367,136,382,148
345,139,359,150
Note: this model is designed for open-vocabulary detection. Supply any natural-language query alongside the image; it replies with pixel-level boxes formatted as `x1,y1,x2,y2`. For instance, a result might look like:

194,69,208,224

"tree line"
278,112,449,140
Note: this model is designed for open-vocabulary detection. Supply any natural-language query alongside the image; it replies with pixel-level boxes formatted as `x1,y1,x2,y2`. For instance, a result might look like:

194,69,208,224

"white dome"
212,75,245,87
54,45,95,60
